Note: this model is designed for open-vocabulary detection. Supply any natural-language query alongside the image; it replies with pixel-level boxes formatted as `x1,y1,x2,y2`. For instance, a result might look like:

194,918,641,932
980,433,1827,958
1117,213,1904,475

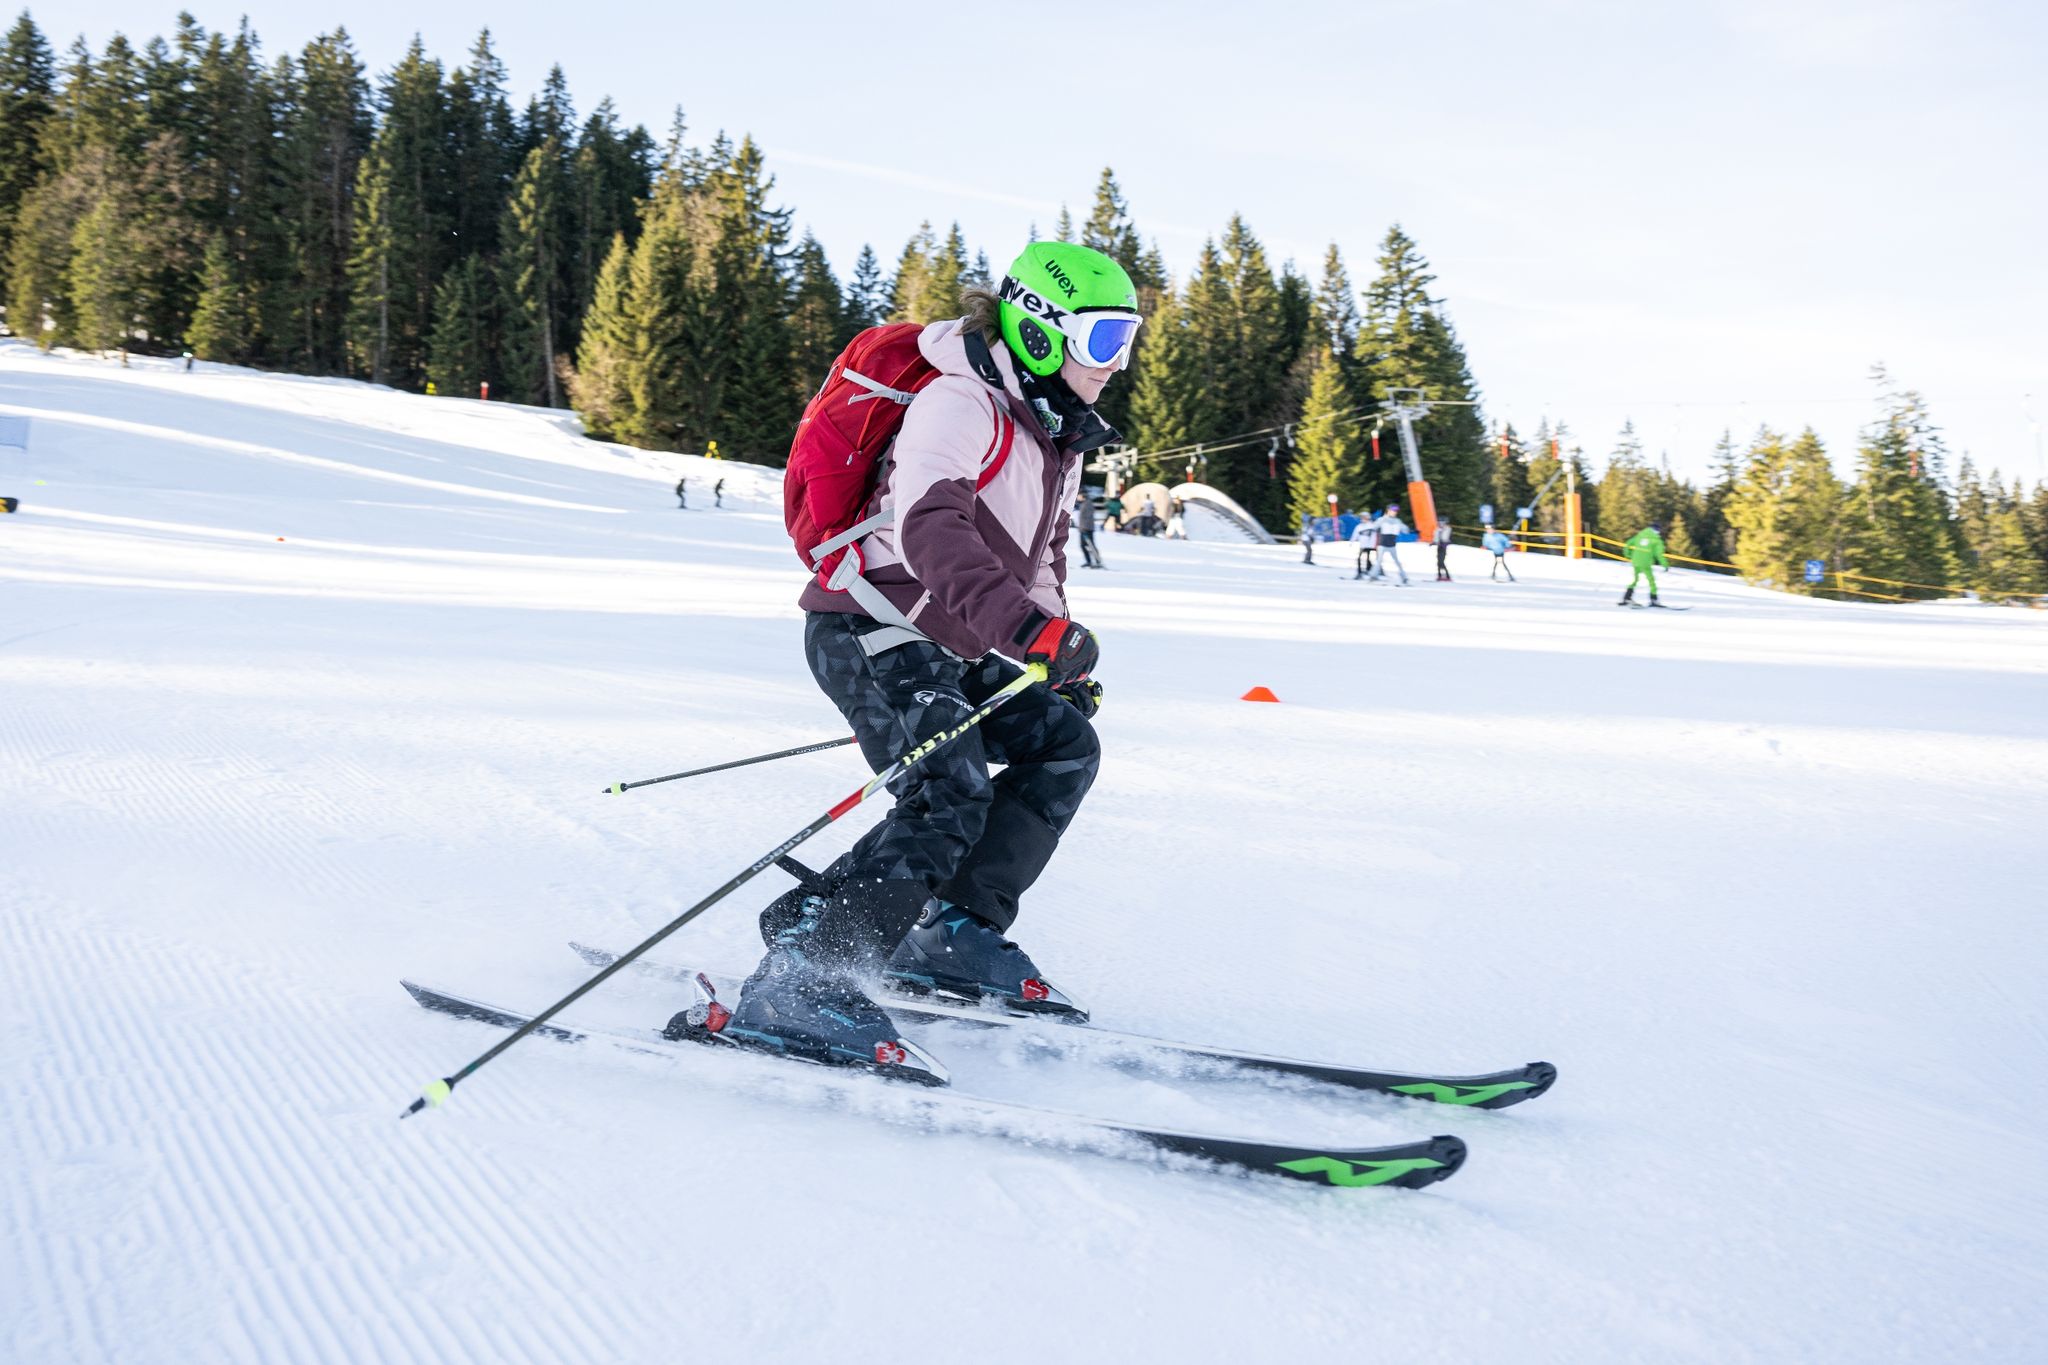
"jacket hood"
918,319,1026,402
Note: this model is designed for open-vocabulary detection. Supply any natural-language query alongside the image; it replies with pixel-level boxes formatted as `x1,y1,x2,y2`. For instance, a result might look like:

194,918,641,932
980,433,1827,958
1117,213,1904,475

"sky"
60,0,2048,486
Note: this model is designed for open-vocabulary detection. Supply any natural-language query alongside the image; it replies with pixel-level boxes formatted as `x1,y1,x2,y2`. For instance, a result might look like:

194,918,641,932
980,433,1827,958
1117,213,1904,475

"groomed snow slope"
3,342,2045,1365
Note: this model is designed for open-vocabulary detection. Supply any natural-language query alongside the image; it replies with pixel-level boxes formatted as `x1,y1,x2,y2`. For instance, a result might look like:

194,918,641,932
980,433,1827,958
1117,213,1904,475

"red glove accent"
1015,612,1099,686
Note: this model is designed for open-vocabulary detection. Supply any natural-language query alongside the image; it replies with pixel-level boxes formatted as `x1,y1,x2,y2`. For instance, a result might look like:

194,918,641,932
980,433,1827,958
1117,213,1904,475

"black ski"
402,981,1466,1190
569,944,1556,1110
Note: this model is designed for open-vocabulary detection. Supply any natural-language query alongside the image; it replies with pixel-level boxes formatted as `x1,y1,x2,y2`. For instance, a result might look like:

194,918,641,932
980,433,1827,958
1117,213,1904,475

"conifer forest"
4,13,2043,603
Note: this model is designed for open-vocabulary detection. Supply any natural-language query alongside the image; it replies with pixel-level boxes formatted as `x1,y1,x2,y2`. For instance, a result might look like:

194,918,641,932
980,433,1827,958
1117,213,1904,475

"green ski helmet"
997,241,1143,378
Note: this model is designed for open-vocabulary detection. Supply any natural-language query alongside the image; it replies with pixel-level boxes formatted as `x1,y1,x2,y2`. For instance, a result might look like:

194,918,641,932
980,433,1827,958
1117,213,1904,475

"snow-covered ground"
3,342,2044,1365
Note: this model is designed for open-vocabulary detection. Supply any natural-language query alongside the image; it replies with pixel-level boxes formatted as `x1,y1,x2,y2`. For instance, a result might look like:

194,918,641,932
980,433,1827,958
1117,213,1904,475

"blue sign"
1804,559,1826,584
1479,503,1495,526
1515,506,1533,523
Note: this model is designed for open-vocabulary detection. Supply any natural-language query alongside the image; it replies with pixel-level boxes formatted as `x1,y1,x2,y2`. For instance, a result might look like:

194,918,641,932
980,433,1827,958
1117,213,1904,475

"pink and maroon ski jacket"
797,319,1080,659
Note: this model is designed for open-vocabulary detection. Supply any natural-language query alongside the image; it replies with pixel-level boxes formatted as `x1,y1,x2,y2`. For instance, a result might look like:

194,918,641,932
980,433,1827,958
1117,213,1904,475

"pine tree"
1125,286,1213,483
788,230,843,395
1080,169,1143,274
1287,347,1368,528
1595,421,1657,539
343,39,448,387
425,254,490,397
1053,206,1073,242
889,221,937,322
344,141,398,382
1311,244,1362,371
275,28,370,372
0,12,56,270
567,97,651,331
1841,368,1963,595
682,134,795,460
1169,217,1291,524
186,232,251,359
1724,427,1842,593
567,231,633,438
1695,428,1741,564
442,30,517,262
1956,462,2046,603
498,139,565,405
1357,224,1487,521
845,243,886,330
2021,481,2048,577
1488,421,1533,529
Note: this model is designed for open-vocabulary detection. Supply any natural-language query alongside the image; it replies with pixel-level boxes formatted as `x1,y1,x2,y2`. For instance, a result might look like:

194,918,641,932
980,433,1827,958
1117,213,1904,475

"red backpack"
783,324,1018,606
783,323,937,590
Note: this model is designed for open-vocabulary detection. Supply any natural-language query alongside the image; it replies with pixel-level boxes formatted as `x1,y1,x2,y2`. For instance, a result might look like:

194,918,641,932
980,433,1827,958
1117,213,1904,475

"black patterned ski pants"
804,611,1098,944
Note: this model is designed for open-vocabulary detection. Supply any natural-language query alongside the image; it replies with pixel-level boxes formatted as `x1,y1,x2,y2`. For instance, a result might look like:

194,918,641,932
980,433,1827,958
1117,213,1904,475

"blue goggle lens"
1083,317,1139,364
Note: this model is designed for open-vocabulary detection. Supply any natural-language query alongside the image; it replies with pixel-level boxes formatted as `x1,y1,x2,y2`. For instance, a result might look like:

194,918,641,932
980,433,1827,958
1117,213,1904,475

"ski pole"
403,661,1050,1118
603,735,857,795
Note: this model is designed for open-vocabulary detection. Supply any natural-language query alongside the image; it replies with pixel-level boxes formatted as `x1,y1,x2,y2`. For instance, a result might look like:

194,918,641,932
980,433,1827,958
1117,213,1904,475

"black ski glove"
1053,677,1102,719
1015,611,1099,687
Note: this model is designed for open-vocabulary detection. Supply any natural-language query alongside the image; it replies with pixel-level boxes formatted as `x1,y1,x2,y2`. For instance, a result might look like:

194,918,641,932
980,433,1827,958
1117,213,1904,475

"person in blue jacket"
1483,526,1515,581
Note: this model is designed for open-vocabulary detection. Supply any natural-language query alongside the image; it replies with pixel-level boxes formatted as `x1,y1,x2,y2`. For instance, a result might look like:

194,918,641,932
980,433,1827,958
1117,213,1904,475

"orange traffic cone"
1241,686,1280,703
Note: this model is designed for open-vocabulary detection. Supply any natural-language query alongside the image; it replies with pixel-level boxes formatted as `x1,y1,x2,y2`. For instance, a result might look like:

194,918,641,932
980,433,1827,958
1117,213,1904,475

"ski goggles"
1058,309,1143,370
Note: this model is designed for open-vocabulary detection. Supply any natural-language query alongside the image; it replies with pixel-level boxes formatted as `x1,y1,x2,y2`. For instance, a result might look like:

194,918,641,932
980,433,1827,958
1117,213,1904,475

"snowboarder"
1076,491,1103,568
1350,514,1377,578
1368,504,1410,585
1483,526,1516,581
1620,523,1670,606
1434,519,1454,581
674,476,687,510
728,240,1139,1066
714,478,725,509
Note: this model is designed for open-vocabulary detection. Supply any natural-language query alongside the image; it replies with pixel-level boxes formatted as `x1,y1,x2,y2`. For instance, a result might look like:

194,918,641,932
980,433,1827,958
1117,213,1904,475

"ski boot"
1647,593,1667,609
670,894,947,1084
1619,586,1636,606
884,900,1088,1020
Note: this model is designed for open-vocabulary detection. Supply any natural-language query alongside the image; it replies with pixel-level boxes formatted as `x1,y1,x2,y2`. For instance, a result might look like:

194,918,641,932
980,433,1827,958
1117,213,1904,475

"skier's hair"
959,284,1001,343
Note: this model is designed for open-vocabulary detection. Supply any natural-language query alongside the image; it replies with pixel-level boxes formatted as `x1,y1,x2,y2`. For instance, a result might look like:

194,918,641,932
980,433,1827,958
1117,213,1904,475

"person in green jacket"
1620,524,1670,606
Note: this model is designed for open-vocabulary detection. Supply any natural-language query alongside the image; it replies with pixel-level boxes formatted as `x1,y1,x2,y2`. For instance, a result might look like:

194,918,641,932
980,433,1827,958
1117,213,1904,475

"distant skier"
1483,526,1516,581
1299,515,1316,564
1433,519,1453,581
1367,504,1410,585
1076,491,1104,568
1350,515,1376,578
674,476,687,510
727,239,1137,1069
1620,523,1671,606
1105,492,1124,533
1165,497,1187,540
714,478,725,509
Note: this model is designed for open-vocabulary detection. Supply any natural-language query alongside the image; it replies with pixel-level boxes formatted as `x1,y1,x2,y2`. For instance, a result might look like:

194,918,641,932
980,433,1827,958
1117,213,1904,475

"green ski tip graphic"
1387,1080,1537,1106
1275,1155,1448,1187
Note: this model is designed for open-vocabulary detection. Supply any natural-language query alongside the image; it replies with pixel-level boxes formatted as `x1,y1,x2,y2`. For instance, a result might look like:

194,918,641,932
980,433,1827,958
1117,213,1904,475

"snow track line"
1,899,657,1363
0,402,622,513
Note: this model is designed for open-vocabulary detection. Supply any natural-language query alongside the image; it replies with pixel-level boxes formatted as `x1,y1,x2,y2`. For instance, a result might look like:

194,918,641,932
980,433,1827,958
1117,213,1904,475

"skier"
714,478,725,509
726,240,1139,1066
1165,497,1187,540
1350,514,1377,579
1483,525,1516,581
1299,515,1316,564
1433,519,1454,581
1105,491,1124,533
674,476,687,510
1620,523,1671,606
1076,490,1104,568
1367,503,1410,585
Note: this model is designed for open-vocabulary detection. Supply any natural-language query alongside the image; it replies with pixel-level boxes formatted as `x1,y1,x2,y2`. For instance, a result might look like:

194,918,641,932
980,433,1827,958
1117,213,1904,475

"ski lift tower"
1383,388,1440,543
